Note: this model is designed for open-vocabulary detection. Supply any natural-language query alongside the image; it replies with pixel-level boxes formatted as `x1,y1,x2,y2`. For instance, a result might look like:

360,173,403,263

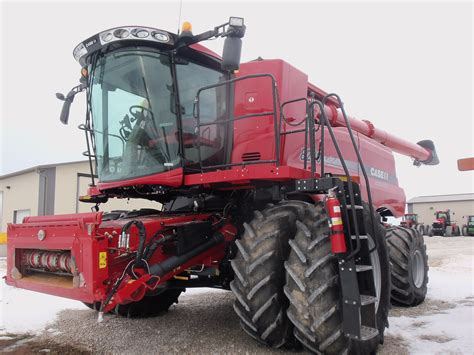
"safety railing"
193,74,318,173
193,73,280,171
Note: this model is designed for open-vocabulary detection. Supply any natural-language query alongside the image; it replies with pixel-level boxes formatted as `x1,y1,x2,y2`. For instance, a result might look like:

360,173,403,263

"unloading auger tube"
316,105,439,166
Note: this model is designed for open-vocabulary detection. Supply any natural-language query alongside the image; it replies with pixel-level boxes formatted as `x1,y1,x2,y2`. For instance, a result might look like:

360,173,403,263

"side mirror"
56,83,85,125
60,100,73,125
56,92,74,125
222,36,242,72
221,17,246,72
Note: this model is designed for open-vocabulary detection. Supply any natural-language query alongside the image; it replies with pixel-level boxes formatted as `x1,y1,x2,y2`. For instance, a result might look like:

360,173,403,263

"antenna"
177,0,183,35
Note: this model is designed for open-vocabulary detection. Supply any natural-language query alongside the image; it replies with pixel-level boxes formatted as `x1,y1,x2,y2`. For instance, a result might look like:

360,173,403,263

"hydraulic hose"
98,232,223,318
149,233,224,277
143,232,175,261
121,220,147,266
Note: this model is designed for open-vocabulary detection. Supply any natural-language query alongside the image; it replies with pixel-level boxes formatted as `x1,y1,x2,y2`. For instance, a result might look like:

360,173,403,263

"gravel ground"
2,236,473,354
3,291,413,354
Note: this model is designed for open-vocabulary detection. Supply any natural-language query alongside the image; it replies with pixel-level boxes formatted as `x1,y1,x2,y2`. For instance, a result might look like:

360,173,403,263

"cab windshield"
91,48,227,182
91,49,179,182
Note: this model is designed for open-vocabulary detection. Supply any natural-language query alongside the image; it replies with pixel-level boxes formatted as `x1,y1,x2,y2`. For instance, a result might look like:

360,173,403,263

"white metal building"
0,160,161,235
407,193,474,226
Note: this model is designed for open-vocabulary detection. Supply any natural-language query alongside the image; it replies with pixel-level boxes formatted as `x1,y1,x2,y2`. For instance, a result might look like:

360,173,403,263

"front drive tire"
230,201,313,348
284,203,391,354
386,226,428,306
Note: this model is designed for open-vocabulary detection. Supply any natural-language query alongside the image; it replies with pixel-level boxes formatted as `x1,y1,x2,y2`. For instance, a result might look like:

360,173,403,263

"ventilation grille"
241,152,261,162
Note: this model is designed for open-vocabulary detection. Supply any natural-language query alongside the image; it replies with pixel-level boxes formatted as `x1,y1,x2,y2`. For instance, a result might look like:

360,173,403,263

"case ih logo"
299,149,391,182
370,167,389,181
85,39,97,48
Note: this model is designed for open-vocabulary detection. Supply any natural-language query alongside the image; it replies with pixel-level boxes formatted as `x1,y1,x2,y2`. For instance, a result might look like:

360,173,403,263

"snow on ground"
0,237,473,354
0,256,225,336
385,237,474,354
0,258,87,335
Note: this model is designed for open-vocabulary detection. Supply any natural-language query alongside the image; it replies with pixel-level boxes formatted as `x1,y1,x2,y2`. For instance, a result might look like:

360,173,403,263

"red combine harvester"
6,18,436,354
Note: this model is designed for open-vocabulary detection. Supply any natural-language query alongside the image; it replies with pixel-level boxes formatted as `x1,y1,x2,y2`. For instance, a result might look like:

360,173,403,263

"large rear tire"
84,288,183,318
231,201,311,348
284,202,390,354
386,226,428,306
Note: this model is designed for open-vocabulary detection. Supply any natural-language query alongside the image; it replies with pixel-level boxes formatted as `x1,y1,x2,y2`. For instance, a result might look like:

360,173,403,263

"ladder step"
346,205,363,210
351,235,368,240
360,325,379,341
360,295,377,306
356,265,373,272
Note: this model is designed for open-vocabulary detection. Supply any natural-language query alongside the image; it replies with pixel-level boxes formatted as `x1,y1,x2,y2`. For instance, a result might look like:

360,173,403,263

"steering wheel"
119,105,156,141
129,105,154,120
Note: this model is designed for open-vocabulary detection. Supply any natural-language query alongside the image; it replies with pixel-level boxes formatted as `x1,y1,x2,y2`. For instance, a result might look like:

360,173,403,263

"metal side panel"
5,212,106,303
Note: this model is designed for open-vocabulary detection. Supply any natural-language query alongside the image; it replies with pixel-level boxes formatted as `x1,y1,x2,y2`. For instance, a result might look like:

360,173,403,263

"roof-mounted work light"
229,17,244,28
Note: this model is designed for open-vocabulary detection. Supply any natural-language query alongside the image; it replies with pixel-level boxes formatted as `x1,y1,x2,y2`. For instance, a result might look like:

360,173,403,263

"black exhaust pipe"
149,233,225,277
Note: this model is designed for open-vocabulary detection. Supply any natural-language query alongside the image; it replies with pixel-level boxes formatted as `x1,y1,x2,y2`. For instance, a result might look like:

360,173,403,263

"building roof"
0,160,90,180
408,193,474,204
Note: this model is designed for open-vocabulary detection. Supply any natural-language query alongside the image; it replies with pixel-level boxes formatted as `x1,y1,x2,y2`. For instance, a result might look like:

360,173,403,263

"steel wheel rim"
412,250,424,288
367,235,381,312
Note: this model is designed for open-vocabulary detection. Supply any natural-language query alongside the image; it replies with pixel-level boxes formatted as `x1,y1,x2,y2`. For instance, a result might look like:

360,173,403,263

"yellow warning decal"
331,217,343,226
99,251,107,269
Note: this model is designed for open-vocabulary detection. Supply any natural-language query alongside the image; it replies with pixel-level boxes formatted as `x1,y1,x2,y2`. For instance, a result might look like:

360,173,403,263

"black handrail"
310,100,361,260
193,74,280,171
280,98,309,170
323,94,378,253
193,76,318,175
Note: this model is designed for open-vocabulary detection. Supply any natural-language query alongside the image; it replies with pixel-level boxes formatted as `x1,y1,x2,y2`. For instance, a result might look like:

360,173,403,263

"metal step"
351,235,368,240
346,205,363,210
360,295,377,306
360,325,379,341
355,265,373,272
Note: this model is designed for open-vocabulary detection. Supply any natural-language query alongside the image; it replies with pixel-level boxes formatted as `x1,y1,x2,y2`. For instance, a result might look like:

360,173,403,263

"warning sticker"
99,251,107,269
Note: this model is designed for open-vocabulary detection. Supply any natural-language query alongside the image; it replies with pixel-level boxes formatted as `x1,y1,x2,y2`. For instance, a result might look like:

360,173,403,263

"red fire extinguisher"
326,189,347,254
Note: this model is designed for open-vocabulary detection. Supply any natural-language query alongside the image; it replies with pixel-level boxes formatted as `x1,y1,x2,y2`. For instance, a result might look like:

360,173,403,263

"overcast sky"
0,0,473,200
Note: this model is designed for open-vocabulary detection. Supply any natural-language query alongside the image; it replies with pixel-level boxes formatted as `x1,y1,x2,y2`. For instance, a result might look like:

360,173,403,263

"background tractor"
6,18,436,354
427,210,460,237
457,159,474,237
399,213,425,235
461,215,474,236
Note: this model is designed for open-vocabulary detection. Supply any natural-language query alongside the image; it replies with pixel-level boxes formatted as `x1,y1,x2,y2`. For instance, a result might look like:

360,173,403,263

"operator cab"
436,211,449,221
57,19,245,190
90,46,227,182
